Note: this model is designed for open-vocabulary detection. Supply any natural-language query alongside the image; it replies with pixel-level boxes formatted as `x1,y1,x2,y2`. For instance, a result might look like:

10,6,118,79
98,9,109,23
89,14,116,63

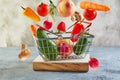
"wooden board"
32,54,90,72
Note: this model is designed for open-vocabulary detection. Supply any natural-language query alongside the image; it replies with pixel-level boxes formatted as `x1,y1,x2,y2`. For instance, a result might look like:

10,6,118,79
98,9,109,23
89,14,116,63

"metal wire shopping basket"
35,32,94,61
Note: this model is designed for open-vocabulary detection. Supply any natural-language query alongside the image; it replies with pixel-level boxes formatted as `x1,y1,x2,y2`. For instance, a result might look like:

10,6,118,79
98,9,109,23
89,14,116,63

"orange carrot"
22,6,40,22
29,25,37,37
80,1,110,11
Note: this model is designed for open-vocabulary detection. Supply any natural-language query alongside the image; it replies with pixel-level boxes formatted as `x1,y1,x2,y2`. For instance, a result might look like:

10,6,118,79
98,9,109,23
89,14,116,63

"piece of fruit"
37,3,50,17
80,1,110,12
57,0,75,17
71,23,84,42
57,21,66,32
88,58,99,70
55,39,73,56
83,9,97,21
43,20,52,30
21,6,40,22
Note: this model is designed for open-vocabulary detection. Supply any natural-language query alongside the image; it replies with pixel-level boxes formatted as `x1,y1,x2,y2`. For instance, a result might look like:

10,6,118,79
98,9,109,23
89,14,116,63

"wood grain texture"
32,55,90,72
33,62,89,72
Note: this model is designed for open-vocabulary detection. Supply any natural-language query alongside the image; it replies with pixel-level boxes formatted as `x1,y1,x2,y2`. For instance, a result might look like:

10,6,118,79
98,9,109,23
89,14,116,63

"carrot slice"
80,1,110,11
29,25,37,37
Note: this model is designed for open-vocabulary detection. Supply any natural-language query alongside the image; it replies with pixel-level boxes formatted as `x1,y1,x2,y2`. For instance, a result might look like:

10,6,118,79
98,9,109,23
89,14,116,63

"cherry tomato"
83,9,97,21
37,3,50,17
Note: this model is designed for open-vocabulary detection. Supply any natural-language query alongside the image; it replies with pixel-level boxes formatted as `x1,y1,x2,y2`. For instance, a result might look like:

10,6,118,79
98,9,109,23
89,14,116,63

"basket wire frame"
35,34,94,61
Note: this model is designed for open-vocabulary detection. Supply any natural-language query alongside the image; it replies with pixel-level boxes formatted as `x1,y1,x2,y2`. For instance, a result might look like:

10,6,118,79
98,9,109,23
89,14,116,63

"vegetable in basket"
36,29,58,60
73,37,88,55
55,39,73,56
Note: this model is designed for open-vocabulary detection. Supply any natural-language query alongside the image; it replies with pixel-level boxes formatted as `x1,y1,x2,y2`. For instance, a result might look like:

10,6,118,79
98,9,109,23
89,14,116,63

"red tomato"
83,9,97,21
37,3,50,17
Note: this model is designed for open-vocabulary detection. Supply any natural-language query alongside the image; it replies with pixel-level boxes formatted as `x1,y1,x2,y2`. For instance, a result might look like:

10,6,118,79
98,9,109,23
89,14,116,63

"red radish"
89,58,99,70
57,21,66,32
55,39,73,56
43,20,52,30
59,42,70,53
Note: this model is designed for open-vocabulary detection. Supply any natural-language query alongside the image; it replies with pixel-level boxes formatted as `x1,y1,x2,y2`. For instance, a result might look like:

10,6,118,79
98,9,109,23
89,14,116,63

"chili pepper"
21,6,40,22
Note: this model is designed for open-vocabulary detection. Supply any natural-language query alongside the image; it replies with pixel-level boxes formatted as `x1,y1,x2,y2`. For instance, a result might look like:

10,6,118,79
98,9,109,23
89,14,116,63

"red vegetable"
71,23,84,35
37,3,50,17
89,58,99,70
71,23,84,42
70,34,79,42
43,20,52,30
29,25,37,37
57,21,66,32
83,9,97,21
55,39,73,56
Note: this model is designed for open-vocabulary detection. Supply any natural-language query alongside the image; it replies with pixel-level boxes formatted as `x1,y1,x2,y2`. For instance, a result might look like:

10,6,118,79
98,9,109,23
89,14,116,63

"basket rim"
35,33,94,40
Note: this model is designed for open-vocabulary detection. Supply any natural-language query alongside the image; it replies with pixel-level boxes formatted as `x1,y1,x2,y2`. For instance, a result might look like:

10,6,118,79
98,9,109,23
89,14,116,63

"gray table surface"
0,47,120,80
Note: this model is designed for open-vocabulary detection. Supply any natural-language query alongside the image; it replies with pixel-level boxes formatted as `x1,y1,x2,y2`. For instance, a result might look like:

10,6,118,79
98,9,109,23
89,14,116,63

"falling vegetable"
43,20,53,30
71,23,84,42
21,6,40,22
49,0,57,21
80,1,110,11
57,21,66,33
83,9,97,21
29,25,37,37
37,3,50,17
88,58,99,70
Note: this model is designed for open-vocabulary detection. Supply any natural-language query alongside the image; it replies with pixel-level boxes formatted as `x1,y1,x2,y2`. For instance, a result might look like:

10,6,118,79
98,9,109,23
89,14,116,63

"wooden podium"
32,54,90,72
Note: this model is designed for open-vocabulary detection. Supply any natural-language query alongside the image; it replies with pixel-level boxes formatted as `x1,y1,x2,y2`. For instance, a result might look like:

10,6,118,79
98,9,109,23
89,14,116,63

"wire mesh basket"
35,32,94,61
